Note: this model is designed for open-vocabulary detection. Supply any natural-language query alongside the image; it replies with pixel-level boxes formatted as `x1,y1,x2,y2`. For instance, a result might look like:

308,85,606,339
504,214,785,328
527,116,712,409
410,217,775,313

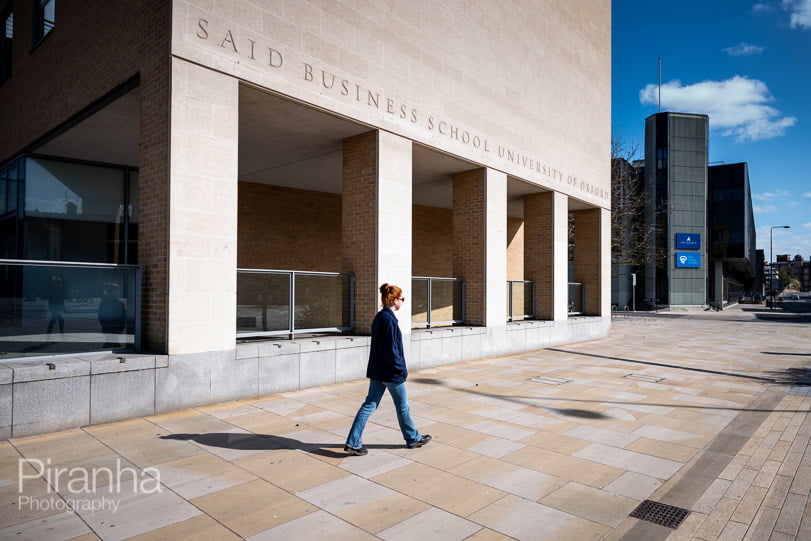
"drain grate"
623,373,665,383
629,500,690,529
528,376,572,385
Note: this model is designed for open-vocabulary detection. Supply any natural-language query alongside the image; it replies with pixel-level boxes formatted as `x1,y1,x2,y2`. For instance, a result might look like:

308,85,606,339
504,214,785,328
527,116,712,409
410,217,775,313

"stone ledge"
84,353,158,375
6,357,90,383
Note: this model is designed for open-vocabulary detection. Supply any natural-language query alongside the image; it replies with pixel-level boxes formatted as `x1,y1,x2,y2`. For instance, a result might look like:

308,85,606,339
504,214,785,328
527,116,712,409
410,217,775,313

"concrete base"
0,317,608,438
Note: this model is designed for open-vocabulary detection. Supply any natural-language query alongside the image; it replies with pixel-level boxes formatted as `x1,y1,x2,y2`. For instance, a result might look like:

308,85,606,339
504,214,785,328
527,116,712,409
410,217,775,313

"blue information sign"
675,233,700,250
675,252,701,268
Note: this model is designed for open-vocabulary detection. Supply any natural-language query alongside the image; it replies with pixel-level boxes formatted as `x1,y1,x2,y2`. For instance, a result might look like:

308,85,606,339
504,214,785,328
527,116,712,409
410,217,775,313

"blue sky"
612,0,811,261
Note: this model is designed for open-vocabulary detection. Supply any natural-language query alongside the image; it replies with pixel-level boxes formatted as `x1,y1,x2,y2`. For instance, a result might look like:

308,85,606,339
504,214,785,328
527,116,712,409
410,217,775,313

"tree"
610,138,666,274
778,267,800,291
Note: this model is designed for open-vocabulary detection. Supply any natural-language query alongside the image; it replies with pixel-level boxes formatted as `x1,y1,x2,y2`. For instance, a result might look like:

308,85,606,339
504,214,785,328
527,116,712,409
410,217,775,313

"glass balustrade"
411,277,465,328
236,269,353,337
0,259,139,359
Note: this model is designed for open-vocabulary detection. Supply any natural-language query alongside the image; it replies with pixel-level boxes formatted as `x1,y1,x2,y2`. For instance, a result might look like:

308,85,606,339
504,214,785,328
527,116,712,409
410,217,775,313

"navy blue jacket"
366,307,407,383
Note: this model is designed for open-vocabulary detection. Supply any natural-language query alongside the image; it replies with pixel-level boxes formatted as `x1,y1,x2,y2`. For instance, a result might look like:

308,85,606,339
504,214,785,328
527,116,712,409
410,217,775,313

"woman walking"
344,283,431,456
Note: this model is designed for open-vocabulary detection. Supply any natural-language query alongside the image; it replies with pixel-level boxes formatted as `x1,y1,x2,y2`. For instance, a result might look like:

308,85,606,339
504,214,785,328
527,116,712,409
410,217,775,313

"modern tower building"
643,112,709,307
707,163,757,304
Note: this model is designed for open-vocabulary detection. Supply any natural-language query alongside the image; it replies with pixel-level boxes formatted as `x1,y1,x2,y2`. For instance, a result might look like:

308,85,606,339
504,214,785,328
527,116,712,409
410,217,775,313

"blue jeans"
346,379,421,449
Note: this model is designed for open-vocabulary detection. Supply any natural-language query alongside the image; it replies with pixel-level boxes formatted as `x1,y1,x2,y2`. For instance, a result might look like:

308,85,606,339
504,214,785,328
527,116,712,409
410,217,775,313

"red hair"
379,283,403,307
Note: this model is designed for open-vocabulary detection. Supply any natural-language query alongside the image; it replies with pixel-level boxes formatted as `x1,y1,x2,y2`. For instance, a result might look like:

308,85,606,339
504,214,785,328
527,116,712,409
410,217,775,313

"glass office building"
708,163,757,303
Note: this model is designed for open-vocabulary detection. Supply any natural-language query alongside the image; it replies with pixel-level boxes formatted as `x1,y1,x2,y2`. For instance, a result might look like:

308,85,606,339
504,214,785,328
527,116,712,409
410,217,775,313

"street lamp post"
770,225,791,310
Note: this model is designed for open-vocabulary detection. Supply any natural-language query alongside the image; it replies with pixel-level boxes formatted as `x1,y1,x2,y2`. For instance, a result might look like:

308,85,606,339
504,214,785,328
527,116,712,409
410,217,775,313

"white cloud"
754,204,777,213
757,225,810,258
751,2,774,12
723,42,765,55
803,192,811,197
754,190,790,200
639,76,797,142
784,0,811,28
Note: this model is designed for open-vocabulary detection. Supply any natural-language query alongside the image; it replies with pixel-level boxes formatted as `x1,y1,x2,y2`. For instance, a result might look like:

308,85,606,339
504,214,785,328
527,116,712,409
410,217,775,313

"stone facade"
0,0,611,437
170,0,611,207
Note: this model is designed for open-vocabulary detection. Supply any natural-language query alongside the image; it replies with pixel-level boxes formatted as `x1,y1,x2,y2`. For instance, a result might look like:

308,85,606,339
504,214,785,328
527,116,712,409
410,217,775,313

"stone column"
524,191,568,320
166,59,239,354
342,130,412,335
572,207,610,316
452,168,507,327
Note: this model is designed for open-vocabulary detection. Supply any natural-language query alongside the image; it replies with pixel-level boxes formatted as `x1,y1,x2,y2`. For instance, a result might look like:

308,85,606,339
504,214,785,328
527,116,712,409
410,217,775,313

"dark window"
656,148,667,170
22,157,138,264
32,0,54,46
1,7,12,83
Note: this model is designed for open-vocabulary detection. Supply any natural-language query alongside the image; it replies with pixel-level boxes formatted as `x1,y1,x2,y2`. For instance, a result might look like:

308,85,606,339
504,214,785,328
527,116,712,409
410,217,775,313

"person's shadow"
161,432,402,458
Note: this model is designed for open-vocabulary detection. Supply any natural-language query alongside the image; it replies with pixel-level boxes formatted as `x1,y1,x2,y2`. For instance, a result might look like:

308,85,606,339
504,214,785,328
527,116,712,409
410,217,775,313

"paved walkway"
1,304,810,540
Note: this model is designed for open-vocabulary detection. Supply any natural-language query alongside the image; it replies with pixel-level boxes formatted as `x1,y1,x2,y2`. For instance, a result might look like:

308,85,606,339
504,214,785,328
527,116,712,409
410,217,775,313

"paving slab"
3,305,811,539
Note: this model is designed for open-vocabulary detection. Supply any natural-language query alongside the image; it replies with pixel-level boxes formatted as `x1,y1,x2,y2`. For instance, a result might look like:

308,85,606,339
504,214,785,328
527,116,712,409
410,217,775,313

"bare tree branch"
611,137,667,275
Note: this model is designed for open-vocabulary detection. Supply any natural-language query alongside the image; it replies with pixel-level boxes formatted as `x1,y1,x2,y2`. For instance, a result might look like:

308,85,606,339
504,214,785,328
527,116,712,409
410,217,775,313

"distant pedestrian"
344,283,431,455
46,275,66,334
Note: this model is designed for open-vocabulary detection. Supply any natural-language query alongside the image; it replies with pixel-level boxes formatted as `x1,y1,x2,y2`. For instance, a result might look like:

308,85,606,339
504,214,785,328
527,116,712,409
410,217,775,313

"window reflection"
22,158,137,263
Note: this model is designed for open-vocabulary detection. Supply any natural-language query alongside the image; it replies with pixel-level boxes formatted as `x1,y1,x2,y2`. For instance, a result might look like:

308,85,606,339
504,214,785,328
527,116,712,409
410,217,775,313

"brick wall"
138,4,172,353
573,208,602,315
524,193,557,319
0,0,172,351
238,183,481,281
238,182,342,271
0,0,169,161
412,205,453,277
453,169,486,325
341,131,378,333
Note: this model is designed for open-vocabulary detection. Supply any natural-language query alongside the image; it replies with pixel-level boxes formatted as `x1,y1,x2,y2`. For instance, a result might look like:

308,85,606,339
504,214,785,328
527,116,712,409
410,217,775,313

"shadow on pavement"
547,347,811,389
160,432,402,458
546,347,777,383
762,368,811,386
410,376,811,414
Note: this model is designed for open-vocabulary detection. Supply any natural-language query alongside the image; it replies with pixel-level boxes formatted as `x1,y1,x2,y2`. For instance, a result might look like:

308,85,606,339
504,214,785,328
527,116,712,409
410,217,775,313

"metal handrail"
411,276,465,328
0,258,139,269
507,280,535,321
236,269,354,338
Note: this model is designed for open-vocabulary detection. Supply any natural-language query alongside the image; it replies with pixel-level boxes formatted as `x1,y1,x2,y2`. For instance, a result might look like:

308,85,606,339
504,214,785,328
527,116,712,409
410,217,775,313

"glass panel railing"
507,280,535,321
295,273,352,330
236,271,290,333
431,279,455,324
0,259,140,360
568,282,584,315
237,269,354,337
411,278,429,326
411,277,465,328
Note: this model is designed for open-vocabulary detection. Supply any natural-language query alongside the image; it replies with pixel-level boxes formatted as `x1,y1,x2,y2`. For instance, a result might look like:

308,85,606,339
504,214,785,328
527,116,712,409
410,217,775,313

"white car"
790,293,800,300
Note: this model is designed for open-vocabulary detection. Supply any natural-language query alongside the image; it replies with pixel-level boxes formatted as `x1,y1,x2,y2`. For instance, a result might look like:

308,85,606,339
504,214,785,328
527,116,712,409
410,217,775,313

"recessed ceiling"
36,89,140,167
32,82,584,217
